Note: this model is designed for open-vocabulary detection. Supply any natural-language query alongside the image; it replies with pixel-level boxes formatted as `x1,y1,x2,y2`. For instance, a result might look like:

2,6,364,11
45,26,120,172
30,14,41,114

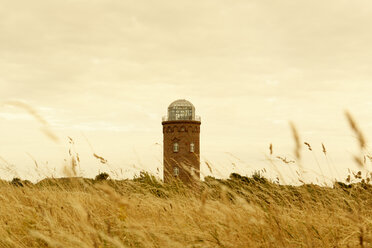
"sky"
1,0,372,184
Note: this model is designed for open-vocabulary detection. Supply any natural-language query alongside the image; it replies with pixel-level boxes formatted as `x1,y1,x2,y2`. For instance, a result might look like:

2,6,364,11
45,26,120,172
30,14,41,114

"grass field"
0,108,371,247
0,172,371,248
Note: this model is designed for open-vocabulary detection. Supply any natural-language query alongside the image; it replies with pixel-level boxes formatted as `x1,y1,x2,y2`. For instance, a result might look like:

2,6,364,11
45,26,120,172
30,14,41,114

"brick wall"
162,120,201,184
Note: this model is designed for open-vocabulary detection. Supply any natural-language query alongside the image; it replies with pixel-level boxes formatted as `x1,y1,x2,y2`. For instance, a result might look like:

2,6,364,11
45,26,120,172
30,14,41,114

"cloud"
265,80,279,86
68,122,136,132
0,0,372,180
0,112,33,121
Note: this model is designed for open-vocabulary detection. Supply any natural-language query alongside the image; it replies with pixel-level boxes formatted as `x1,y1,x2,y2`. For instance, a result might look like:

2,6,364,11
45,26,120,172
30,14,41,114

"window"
190,143,195,152
173,167,179,176
191,167,195,176
173,142,179,152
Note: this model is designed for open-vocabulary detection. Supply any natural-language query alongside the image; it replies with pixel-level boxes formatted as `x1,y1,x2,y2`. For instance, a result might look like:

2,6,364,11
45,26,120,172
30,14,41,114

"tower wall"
162,120,201,184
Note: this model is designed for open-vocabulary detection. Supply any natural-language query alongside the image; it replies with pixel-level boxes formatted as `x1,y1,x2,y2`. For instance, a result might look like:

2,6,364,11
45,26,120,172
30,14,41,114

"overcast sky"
1,0,372,183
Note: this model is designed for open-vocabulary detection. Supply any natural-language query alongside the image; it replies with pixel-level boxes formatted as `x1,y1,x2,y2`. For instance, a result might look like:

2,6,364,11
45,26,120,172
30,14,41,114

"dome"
168,99,195,109
167,99,196,121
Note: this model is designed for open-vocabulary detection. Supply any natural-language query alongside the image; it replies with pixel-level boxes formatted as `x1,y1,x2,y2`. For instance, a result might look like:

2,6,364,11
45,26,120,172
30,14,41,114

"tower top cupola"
164,99,200,121
162,99,201,184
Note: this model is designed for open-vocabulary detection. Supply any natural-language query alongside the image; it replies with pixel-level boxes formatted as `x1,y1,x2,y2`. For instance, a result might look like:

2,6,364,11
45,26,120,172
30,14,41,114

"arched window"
173,167,179,176
190,143,195,152
173,142,179,152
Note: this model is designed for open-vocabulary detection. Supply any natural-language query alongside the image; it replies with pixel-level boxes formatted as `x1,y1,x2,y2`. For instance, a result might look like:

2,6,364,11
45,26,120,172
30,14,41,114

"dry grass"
0,174,371,248
0,104,371,247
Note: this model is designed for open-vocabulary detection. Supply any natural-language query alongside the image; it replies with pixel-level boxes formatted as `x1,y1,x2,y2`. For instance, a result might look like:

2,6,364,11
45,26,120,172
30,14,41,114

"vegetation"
0,172,371,248
95,172,110,181
0,104,371,247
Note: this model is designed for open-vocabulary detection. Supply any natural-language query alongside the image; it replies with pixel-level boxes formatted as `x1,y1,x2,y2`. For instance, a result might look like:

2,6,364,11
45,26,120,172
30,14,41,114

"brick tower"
162,99,201,184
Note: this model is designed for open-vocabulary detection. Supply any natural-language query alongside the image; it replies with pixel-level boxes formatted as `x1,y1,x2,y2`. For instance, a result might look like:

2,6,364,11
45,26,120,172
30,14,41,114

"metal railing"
162,115,201,122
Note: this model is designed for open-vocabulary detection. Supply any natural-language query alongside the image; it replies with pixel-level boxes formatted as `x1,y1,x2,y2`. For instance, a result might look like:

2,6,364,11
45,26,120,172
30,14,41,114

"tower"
162,99,201,184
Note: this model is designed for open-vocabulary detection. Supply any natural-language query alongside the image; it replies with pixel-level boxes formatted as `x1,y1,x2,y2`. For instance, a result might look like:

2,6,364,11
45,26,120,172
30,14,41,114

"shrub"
95,172,109,181
11,178,24,187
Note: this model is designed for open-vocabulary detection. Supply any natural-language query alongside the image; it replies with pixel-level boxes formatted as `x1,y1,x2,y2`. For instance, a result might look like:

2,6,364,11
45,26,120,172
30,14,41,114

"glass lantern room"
163,99,200,121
